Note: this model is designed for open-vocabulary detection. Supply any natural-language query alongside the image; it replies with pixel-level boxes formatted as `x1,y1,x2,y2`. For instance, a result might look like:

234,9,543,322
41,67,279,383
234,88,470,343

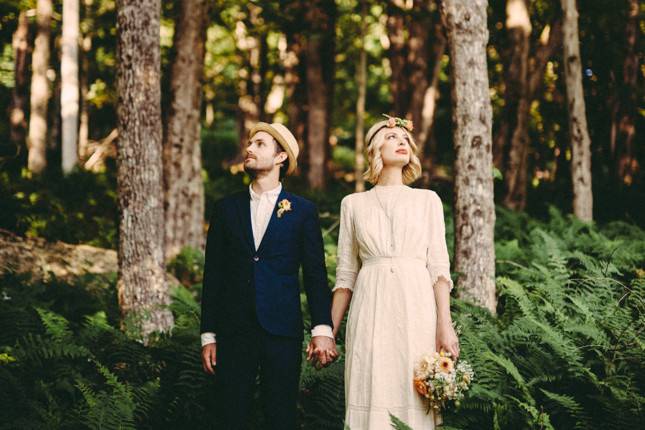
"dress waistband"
362,256,427,267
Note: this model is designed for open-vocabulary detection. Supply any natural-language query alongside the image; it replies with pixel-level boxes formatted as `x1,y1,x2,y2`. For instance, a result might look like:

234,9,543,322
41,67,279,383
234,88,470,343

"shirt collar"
249,182,282,201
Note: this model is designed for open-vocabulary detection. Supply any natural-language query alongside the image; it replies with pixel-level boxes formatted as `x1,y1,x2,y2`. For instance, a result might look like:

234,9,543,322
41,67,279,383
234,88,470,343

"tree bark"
78,0,93,162
441,0,497,314
163,0,209,263
354,0,367,192
61,0,80,174
406,0,431,145
610,0,639,186
9,10,30,151
501,0,531,211
305,0,335,190
561,0,593,221
387,1,409,116
27,0,53,174
116,0,174,343
417,18,446,165
285,30,307,159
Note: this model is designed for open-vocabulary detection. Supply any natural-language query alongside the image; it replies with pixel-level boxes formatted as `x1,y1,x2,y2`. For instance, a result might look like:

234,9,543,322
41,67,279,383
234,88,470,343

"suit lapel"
256,188,289,255
235,189,255,252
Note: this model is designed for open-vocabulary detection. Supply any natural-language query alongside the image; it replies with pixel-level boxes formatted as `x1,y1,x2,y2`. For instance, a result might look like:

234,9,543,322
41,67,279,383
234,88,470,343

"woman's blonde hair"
363,120,422,185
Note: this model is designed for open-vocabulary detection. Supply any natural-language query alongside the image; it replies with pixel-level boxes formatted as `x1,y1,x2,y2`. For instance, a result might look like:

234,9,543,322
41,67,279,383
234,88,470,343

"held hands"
306,336,339,369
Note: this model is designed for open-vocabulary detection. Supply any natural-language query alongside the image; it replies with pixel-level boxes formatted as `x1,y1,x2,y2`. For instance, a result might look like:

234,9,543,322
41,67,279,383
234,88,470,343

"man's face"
244,131,287,175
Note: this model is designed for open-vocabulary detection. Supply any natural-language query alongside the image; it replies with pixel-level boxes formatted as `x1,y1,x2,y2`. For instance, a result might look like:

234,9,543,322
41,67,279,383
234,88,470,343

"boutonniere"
277,198,292,218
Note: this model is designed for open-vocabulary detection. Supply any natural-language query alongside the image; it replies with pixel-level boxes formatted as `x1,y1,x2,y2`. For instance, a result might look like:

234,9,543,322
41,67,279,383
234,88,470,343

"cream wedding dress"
333,185,454,430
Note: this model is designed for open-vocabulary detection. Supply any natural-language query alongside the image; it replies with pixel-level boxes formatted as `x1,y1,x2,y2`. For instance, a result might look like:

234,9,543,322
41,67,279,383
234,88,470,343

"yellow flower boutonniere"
277,198,292,218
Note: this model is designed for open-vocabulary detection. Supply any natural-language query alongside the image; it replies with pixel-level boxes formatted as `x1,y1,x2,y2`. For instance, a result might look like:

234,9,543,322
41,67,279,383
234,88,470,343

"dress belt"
362,256,427,268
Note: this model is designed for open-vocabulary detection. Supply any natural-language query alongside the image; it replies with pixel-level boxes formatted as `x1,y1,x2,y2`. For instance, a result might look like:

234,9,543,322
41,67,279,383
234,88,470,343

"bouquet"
413,350,474,415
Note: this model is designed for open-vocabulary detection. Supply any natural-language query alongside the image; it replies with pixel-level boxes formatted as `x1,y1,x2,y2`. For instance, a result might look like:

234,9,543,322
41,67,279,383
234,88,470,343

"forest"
0,0,643,429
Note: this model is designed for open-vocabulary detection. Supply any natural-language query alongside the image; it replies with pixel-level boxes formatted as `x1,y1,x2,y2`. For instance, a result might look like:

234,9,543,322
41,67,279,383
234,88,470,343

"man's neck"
251,173,281,195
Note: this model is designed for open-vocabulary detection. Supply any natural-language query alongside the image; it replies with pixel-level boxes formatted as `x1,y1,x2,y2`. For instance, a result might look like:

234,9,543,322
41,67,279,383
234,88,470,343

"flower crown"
367,114,414,147
382,113,414,132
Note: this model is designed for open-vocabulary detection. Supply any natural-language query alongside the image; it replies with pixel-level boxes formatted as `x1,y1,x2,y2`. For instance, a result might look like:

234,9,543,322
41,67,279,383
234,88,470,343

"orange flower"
386,117,397,128
414,378,428,396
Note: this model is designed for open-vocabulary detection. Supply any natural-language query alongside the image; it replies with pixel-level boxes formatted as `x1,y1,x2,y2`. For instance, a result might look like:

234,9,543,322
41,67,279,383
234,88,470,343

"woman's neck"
377,166,404,186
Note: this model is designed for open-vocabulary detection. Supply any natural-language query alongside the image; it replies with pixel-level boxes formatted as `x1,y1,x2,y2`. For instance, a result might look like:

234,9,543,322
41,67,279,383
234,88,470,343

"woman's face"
378,127,412,168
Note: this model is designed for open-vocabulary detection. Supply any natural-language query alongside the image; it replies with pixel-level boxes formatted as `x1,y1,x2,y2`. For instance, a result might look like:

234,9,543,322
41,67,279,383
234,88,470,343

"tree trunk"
386,1,409,116
78,0,93,162
354,0,367,193
501,0,531,211
610,0,639,186
27,0,53,174
561,0,593,221
116,0,174,343
406,0,431,146
9,10,30,151
163,0,209,263
441,0,497,314
285,31,307,160
305,0,335,190
61,0,80,174
417,18,446,165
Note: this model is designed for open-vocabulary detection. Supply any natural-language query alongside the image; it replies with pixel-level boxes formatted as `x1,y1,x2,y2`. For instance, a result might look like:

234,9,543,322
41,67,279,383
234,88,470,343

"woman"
331,116,459,429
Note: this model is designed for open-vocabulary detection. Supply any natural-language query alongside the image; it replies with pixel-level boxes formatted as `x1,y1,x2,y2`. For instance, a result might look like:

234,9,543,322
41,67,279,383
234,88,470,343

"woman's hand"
436,318,460,359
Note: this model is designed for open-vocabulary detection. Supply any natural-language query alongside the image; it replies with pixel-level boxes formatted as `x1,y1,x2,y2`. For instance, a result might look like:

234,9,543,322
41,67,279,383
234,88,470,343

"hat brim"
249,123,298,175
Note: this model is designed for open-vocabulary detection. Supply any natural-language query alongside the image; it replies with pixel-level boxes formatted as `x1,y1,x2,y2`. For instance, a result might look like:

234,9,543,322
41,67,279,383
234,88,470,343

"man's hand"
201,343,217,374
306,336,338,369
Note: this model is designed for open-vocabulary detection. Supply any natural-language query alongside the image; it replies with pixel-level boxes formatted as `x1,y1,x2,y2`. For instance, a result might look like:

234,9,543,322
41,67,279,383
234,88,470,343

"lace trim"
428,265,453,292
332,269,358,292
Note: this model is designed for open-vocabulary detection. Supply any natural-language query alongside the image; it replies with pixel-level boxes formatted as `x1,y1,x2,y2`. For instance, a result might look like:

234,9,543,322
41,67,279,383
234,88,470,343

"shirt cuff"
201,332,216,346
311,324,334,339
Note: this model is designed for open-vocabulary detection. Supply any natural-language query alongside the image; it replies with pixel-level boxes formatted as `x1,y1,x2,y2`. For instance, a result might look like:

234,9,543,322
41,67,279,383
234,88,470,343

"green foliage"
1,204,644,429
0,168,118,248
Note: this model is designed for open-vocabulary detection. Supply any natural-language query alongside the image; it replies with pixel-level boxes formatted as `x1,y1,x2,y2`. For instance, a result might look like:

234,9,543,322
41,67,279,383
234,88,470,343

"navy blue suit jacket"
200,187,333,339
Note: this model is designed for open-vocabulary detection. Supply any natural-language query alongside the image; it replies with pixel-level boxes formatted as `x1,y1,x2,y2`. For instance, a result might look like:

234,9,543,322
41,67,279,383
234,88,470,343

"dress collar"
249,181,283,201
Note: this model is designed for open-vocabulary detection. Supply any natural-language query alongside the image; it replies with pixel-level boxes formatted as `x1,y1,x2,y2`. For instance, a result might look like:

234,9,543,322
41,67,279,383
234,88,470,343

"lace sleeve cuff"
428,265,454,292
332,269,358,292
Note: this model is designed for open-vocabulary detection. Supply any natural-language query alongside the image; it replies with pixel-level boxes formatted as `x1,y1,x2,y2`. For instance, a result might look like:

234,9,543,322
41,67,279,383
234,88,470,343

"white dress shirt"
201,182,334,346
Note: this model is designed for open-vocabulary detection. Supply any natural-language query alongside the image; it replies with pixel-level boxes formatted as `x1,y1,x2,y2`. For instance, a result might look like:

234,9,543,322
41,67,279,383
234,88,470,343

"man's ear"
275,151,288,165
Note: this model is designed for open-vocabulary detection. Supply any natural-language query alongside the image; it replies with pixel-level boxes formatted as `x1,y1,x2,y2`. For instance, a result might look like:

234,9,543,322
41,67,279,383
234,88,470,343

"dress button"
253,256,259,262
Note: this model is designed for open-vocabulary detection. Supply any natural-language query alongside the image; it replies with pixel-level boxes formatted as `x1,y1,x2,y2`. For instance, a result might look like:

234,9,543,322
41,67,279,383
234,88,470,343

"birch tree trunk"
561,0,593,221
116,0,174,343
27,0,53,174
441,0,497,314
10,10,29,150
163,0,209,262
61,0,80,174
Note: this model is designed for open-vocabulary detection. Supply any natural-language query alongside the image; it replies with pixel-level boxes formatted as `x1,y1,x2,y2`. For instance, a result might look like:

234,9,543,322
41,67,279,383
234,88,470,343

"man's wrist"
311,324,334,339
201,332,216,347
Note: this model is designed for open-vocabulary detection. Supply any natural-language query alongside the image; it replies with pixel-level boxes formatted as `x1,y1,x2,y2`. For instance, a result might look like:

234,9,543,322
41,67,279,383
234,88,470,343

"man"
200,122,338,429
